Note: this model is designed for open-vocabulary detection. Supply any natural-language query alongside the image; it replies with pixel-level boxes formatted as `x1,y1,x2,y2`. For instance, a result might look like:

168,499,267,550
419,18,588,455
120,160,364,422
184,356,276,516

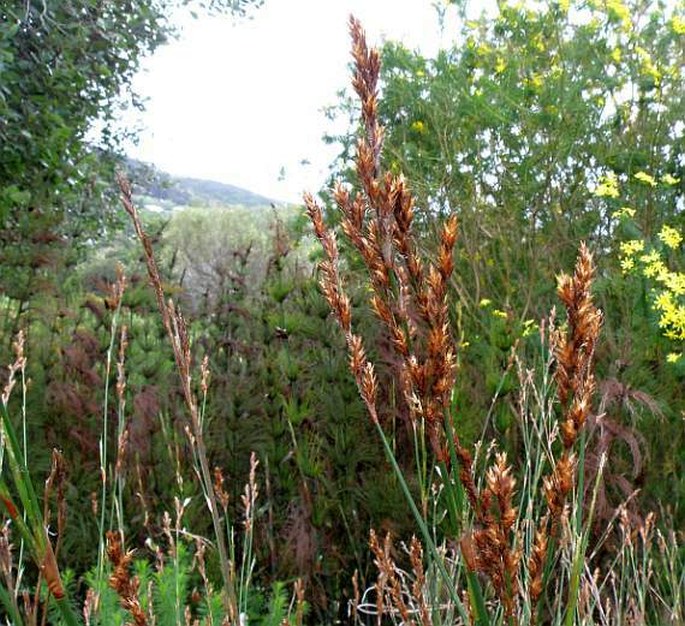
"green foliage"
0,2,165,280
0,360,82,626
159,208,409,618
327,0,684,520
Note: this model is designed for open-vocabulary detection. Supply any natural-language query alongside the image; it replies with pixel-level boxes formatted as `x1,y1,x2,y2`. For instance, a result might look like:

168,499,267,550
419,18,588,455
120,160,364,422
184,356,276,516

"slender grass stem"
95,298,123,600
372,417,474,625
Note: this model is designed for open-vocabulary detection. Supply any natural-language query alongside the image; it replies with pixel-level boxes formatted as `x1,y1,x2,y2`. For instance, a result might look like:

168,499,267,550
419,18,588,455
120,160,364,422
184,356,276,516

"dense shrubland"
0,1,683,624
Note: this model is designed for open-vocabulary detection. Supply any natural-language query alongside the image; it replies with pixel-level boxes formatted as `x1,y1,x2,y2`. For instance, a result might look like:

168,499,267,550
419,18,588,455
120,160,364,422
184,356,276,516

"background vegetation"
0,0,682,624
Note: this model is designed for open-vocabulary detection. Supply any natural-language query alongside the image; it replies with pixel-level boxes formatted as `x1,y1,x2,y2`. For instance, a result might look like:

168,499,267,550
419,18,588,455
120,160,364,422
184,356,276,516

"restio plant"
325,0,685,521
305,16,683,626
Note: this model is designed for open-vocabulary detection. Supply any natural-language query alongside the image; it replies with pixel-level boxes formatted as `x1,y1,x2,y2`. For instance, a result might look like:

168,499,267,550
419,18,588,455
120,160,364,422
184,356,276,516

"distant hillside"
127,159,277,210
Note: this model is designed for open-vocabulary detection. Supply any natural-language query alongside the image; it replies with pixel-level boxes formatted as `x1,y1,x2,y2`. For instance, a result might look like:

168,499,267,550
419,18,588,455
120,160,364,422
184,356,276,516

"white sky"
126,0,463,203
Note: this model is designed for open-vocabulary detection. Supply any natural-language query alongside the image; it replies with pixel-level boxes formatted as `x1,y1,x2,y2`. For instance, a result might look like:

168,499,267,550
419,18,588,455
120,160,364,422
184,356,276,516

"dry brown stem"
43,449,67,563
462,452,521,624
408,536,431,626
1,330,26,407
118,174,237,622
369,529,414,626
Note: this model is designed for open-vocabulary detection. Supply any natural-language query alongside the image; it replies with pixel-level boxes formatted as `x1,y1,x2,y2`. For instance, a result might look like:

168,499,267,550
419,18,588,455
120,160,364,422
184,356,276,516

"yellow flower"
654,290,674,312
594,172,620,198
494,57,507,74
479,298,492,308
671,15,685,35
411,120,426,134
643,259,666,279
607,0,631,29
659,225,683,249
522,319,538,337
493,309,508,319
635,47,661,85
620,257,635,272
634,171,657,187
525,73,544,90
612,206,635,219
620,240,645,256
640,250,660,264
666,352,681,364
662,173,680,186
611,47,622,64
663,272,685,297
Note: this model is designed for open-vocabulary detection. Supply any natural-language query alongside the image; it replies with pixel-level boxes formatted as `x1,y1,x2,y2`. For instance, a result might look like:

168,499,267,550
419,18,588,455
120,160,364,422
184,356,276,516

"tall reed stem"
118,176,238,621
95,266,126,597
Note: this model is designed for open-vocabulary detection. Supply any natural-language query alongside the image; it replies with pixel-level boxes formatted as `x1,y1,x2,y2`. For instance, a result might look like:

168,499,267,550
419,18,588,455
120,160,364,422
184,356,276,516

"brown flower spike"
106,531,148,626
305,16,463,466
530,243,602,623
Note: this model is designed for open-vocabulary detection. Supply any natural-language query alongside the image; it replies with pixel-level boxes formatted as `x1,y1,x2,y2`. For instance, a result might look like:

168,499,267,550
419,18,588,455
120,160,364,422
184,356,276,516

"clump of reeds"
303,15,684,626
118,175,239,622
306,15,513,622
118,179,308,626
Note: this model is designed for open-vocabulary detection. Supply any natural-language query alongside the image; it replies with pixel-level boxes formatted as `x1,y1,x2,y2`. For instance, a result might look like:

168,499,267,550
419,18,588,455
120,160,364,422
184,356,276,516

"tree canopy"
0,0,260,304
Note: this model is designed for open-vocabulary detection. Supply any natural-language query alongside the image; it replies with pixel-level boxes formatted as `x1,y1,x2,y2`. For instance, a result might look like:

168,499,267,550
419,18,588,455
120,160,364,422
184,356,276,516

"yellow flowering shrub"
606,168,683,364
619,217,684,364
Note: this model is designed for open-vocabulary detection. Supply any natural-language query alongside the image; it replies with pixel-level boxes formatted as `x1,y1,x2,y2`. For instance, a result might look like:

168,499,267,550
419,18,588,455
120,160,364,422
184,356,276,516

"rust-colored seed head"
528,527,548,606
106,531,148,626
213,467,230,511
460,533,480,572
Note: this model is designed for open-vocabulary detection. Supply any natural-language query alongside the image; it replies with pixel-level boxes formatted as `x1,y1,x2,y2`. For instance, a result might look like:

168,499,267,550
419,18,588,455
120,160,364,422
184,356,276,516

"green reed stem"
95,299,124,596
371,417,477,625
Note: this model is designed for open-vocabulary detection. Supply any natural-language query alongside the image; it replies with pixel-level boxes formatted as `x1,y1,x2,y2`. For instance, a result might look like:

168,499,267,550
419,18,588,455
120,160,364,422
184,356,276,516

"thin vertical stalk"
0,337,82,626
95,285,125,599
118,179,238,621
371,418,472,625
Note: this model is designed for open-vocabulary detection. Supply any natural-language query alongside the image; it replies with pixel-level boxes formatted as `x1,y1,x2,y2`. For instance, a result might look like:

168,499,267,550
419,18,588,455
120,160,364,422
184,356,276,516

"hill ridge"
128,159,278,209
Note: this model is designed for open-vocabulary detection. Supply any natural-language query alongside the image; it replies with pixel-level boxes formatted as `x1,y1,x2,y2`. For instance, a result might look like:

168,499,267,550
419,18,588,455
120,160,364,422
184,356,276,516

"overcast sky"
126,0,465,203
